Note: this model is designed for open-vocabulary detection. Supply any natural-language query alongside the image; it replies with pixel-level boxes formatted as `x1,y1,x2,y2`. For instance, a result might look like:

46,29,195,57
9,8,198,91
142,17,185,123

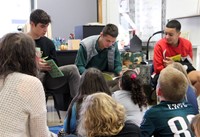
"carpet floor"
47,97,67,133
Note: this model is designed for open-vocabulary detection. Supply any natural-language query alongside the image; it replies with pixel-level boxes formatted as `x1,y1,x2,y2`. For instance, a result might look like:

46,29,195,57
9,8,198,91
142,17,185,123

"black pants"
151,74,159,89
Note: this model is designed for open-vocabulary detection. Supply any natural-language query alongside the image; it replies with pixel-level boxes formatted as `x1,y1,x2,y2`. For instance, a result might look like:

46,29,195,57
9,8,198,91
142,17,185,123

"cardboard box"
68,39,81,50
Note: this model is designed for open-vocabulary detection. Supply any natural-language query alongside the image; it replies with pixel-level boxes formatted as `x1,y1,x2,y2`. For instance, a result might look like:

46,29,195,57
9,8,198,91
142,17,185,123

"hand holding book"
169,54,181,62
46,59,64,78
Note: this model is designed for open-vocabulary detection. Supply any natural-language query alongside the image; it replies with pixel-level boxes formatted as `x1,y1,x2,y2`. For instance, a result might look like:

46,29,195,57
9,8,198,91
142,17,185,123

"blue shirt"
63,103,77,134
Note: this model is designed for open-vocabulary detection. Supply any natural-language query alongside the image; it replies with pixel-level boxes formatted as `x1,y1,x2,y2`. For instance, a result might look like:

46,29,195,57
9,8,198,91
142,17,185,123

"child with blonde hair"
140,67,196,136
78,92,140,137
167,62,199,114
191,114,200,137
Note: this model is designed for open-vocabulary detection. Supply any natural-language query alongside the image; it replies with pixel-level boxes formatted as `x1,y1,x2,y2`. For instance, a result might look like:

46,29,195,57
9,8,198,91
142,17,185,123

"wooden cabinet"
166,0,200,19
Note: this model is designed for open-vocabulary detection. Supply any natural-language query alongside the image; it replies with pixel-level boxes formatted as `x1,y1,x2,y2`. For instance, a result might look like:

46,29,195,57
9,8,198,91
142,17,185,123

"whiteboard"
135,0,162,42
178,16,200,46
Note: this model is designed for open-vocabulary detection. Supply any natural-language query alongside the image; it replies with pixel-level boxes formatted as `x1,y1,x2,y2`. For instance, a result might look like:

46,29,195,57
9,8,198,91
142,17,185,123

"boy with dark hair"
75,23,122,76
27,9,80,111
75,23,122,92
152,19,200,96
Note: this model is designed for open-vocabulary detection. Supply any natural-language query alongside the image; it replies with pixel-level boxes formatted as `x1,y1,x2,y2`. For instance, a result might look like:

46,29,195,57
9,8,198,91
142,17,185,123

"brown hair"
0,33,38,79
166,20,181,32
102,23,118,38
30,9,51,25
120,69,147,110
66,68,111,134
191,114,200,136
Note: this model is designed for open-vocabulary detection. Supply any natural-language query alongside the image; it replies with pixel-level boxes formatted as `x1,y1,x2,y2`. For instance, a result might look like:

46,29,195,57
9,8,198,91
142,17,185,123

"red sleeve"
188,42,193,60
153,42,165,74
180,38,193,59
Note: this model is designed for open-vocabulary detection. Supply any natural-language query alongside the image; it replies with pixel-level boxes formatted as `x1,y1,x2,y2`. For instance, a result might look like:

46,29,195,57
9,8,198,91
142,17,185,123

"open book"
102,72,120,81
46,59,64,78
169,54,181,62
163,50,181,62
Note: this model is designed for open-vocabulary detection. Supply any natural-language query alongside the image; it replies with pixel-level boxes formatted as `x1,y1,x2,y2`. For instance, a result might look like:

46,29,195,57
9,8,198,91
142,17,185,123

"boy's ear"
30,21,36,27
156,87,162,96
30,21,34,27
100,32,103,36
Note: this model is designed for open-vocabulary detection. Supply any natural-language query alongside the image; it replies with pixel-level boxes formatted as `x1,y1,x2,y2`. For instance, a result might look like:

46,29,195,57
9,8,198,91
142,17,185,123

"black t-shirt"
113,122,140,137
68,122,141,137
35,36,58,64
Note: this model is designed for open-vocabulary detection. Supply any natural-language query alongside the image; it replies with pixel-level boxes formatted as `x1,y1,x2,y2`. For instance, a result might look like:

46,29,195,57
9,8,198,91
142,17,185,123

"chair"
45,90,62,122
120,51,154,104
145,31,164,104
121,31,163,105
45,85,73,122
146,30,164,61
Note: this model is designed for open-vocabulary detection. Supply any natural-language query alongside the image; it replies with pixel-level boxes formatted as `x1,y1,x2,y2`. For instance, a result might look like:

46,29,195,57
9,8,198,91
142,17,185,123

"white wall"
102,0,119,26
0,0,31,37
37,0,97,38
177,17,200,46
166,0,200,19
177,17,200,69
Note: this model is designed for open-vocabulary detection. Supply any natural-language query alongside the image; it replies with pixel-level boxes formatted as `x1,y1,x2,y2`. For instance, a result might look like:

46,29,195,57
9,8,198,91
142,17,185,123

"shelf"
167,15,200,20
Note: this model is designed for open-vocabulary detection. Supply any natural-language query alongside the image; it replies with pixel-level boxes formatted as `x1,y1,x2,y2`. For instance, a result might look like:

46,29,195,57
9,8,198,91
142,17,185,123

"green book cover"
46,59,64,78
102,72,120,81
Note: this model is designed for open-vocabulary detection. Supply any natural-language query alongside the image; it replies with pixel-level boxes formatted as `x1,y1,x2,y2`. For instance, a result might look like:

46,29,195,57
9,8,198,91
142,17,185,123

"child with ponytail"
112,69,148,126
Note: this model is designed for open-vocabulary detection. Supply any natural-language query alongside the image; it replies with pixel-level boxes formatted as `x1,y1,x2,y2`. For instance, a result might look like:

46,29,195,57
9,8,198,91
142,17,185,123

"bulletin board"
135,0,162,42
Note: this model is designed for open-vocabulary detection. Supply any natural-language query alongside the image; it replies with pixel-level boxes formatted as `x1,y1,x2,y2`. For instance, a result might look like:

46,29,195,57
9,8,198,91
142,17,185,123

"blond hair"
191,114,200,136
158,67,188,102
167,62,191,84
167,62,197,94
77,92,125,137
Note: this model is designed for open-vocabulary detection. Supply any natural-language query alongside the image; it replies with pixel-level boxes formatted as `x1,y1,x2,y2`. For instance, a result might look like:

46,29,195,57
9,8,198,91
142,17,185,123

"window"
0,0,32,37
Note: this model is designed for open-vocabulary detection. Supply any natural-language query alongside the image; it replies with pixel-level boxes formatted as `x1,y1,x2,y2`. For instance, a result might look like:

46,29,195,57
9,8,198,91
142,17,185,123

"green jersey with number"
140,101,195,137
